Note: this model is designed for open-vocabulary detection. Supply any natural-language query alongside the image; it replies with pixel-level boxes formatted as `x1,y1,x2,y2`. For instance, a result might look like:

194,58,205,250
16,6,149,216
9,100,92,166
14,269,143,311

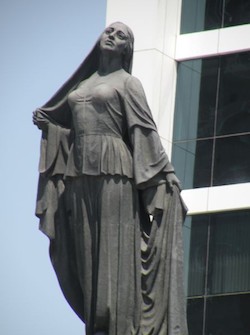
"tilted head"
99,22,134,73
40,22,134,111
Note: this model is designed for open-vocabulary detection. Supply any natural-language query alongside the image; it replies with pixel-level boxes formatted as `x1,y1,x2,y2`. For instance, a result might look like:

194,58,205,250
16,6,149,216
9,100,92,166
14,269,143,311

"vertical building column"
106,0,182,155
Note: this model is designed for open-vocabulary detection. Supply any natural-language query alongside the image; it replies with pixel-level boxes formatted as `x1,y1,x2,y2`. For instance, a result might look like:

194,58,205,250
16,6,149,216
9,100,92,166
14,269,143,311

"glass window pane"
216,52,250,136
174,52,250,188
193,139,213,188
206,294,250,335
224,0,250,28
181,0,250,33
187,215,209,297
174,60,202,141
180,0,222,33
204,0,224,30
208,211,250,295
197,57,219,139
213,134,250,186
172,141,196,190
172,139,213,189
174,58,218,141
187,298,204,335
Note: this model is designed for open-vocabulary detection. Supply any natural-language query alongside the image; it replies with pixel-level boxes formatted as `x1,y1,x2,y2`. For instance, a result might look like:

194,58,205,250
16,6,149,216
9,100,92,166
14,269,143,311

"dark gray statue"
33,22,188,335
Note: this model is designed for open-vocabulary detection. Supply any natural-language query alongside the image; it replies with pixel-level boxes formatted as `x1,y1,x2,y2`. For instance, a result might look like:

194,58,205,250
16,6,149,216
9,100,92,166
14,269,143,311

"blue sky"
0,1,106,334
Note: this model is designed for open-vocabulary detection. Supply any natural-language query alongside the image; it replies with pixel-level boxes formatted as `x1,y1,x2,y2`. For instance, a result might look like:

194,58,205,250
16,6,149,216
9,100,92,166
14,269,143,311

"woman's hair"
120,23,134,74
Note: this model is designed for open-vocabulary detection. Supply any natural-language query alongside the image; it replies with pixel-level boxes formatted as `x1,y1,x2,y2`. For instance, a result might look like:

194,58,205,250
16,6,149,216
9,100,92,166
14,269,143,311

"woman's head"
99,22,134,73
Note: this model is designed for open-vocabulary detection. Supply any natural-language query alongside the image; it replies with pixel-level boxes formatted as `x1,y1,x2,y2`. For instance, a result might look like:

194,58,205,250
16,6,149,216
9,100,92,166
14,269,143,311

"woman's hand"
166,172,182,192
32,110,49,132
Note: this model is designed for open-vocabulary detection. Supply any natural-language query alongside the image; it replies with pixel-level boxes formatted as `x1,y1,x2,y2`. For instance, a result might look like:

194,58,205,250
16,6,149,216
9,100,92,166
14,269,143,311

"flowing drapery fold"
34,28,188,334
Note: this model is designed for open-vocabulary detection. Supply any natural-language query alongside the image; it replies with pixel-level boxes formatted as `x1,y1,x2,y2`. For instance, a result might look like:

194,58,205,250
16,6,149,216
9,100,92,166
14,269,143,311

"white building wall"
106,0,182,155
106,0,250,215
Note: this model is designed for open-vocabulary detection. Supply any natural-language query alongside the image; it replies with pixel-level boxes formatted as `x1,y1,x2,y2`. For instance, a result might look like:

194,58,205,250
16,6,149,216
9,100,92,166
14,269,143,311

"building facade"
106,0,250,334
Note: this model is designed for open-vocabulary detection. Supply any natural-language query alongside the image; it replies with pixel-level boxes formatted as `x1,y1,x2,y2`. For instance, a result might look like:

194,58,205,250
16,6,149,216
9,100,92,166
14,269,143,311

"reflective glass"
173,51,250,189
173,60,203,141
180,0,222,33
172,139,213,189
197,58,219,138
187,298,204,335
174,58,218,141
185,211,250,334
181,0,250,34
224,0,250,28
213,134,250,186
187,215,209,297
216,52,250,136
206,294,250,335
208,211,250,295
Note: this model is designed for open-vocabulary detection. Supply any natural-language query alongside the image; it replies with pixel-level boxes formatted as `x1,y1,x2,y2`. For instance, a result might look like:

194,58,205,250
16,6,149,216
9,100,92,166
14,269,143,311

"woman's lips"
105,39,114,46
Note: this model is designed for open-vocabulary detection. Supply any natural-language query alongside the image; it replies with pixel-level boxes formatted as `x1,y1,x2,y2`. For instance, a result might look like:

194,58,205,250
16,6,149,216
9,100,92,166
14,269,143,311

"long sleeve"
123,76,174,190
123,76,188,334
38,122,71,176
35,112,71,239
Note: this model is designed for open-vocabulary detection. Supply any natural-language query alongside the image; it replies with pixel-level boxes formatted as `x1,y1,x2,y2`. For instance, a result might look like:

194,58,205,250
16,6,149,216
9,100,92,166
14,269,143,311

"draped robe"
35,56,188,335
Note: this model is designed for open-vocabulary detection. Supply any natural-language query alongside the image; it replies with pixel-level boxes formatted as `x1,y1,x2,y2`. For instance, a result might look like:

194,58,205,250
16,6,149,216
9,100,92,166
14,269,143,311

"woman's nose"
108,32,115,40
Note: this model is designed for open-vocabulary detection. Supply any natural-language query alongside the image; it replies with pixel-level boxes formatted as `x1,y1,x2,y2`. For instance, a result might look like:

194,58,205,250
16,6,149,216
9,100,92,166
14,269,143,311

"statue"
33,22,188,335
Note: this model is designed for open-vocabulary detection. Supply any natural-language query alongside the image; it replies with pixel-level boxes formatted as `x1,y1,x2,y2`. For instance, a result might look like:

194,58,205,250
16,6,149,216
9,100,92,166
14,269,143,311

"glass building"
106,0,250,333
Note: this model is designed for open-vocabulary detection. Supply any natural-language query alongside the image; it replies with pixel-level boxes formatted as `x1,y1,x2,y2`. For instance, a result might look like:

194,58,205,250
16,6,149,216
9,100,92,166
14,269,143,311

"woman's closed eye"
117,31,127,40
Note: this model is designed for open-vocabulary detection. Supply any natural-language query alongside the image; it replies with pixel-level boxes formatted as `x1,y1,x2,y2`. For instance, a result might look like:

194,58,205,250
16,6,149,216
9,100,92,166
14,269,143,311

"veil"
38,22,134,127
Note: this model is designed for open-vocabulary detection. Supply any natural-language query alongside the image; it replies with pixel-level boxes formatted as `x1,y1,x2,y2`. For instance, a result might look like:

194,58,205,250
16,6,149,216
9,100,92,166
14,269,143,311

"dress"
35,69,188,335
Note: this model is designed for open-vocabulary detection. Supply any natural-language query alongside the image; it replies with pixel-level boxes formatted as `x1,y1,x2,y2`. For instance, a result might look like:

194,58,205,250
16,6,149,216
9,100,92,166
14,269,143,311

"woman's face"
99,23,129,56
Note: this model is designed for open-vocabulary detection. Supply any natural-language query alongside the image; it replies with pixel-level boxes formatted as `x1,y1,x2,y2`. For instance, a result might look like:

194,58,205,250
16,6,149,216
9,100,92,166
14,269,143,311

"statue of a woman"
33,22,188,335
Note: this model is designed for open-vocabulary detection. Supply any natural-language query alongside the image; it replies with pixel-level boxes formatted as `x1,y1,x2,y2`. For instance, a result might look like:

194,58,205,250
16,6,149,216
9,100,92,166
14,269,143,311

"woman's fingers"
166,173,182,192
32,111,49,131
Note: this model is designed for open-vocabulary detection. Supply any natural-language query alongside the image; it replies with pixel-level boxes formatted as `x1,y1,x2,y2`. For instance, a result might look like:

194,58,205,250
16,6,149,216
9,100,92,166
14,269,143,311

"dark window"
185,211,250,334
224,0,250,28
172,139,213,189
187,298,204,335
213,135,250,186
205,295,250,335
172,51,250,189
181,0,250,34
